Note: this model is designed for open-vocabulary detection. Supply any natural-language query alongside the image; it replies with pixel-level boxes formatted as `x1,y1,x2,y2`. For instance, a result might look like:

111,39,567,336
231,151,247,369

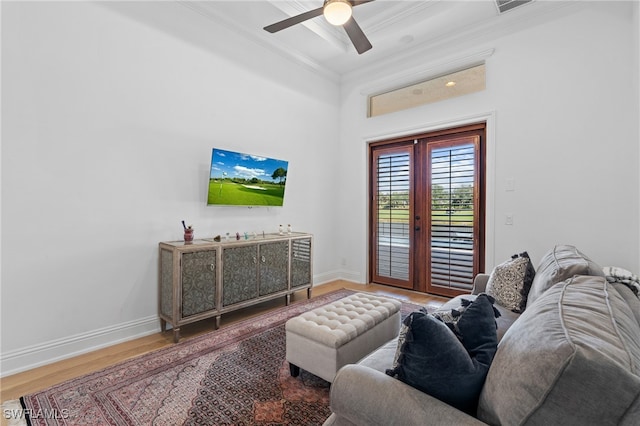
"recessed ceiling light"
445,81,456,87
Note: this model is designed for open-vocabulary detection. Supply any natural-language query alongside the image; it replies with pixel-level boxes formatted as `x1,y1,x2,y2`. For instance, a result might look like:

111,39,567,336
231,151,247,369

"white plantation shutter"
428,140,479,292
372,146,413,287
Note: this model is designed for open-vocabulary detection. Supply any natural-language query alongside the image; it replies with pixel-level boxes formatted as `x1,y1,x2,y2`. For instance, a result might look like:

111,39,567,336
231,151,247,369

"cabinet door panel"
222,245,258,306
181,250,216,317
291,238,312,288
259,241,289,296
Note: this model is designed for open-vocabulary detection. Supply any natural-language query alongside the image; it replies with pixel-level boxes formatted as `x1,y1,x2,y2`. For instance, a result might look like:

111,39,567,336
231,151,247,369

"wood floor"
0,280,448,406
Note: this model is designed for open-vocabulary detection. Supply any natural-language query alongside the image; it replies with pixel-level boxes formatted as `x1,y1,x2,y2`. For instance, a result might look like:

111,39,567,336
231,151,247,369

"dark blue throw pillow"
385,294,499,414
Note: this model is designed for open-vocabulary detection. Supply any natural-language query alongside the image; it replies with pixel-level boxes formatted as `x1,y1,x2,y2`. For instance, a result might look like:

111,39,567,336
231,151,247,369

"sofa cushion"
478,275,640,426
486,252,535,313
611,282,640,328
386,294,499,414
358,338,399,373
526,245,603,308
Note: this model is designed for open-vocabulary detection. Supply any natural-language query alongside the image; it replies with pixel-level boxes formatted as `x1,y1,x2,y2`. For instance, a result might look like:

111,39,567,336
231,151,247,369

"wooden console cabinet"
158,232,312,342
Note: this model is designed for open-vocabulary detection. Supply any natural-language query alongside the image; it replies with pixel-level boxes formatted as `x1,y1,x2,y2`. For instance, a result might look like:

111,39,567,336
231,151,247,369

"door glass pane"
375,151,410,282
430,143,475,291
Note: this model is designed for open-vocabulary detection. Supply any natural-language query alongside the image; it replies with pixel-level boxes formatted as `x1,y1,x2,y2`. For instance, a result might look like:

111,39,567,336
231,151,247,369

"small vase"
184,228,194,243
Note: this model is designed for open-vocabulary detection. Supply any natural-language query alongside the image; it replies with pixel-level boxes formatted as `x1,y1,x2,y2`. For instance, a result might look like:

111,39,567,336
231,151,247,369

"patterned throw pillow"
431,298,472,338
486,252,535,313
389,319,410,371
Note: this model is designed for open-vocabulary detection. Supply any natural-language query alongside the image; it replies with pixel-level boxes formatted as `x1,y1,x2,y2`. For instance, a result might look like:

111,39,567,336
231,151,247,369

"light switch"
505,214,514,225
506,178,515,191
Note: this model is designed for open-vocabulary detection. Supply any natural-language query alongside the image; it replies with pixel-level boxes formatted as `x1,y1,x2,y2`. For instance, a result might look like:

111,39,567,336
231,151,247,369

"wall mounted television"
207,148,288,207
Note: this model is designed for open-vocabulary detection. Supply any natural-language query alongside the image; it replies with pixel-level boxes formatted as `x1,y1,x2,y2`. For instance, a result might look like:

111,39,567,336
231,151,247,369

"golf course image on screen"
207,148,288,206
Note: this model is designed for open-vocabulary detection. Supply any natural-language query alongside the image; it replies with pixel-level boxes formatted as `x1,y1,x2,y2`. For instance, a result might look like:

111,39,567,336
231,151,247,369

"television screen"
207,148,288,206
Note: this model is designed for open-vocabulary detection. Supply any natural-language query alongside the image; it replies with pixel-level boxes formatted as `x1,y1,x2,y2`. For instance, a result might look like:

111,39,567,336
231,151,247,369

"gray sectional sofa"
323,245,640,426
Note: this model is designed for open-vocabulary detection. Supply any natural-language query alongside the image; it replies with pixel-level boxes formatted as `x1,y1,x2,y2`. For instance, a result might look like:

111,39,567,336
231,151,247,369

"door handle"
415,226,421,231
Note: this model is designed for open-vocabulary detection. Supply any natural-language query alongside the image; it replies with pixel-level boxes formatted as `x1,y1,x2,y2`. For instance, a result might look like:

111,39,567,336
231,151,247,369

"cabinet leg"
289,363,300,377
160,318,167,332
285,294,291,306
307,287,312,299
215,315,221,330
173,328,180,343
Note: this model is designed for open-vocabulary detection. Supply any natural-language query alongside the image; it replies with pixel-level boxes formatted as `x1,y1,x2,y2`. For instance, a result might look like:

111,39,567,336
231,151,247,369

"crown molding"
178,0,341,83
342,0,575,85
175,0,578,84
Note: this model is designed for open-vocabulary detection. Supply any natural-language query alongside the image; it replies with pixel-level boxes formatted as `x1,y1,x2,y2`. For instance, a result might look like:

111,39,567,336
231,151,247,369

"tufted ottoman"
285,292,402,383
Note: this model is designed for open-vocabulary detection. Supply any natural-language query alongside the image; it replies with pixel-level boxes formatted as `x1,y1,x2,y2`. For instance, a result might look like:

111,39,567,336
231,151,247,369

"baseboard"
335,269,363,283
313,269,362,285
0,315,159,378
2,273,364,378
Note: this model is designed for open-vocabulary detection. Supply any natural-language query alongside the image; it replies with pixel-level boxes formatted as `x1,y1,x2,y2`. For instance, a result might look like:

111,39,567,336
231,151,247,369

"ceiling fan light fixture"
324,0,353,26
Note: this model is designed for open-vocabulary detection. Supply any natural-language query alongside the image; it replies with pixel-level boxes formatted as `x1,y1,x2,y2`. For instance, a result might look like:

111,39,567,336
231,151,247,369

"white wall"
2,1,639,377
337,1,640,281
1,2,340,375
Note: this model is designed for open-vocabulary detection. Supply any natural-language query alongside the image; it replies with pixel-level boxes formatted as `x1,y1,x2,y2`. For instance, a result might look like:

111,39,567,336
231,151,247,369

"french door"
370,124,485,297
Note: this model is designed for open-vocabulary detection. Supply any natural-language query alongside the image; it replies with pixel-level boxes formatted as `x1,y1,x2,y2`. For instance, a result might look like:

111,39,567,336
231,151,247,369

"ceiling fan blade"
351,0,375,6
343,17,372,54
263,7,324,33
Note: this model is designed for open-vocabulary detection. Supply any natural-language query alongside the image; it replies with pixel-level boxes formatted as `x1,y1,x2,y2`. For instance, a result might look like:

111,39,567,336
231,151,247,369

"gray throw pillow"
526,245,603,308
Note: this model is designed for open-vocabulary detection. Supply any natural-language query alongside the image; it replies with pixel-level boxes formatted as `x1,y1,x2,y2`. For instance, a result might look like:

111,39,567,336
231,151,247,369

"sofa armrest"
328,364,486,426
471,274,490,295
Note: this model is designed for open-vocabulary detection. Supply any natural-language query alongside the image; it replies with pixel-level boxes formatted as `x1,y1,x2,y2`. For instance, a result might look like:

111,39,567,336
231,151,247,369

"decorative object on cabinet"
181,221,194,243
184,227,194,243
158,233,313,342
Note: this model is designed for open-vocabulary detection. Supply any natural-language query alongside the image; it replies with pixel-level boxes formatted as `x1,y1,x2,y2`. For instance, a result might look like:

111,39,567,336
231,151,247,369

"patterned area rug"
16,290,423,425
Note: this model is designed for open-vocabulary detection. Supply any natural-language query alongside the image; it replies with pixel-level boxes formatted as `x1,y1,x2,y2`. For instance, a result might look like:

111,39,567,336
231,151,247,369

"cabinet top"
160,232,312,249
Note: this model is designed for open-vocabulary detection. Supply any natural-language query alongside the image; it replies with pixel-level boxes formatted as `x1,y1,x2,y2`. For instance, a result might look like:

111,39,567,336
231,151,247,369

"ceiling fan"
263,0,374,55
